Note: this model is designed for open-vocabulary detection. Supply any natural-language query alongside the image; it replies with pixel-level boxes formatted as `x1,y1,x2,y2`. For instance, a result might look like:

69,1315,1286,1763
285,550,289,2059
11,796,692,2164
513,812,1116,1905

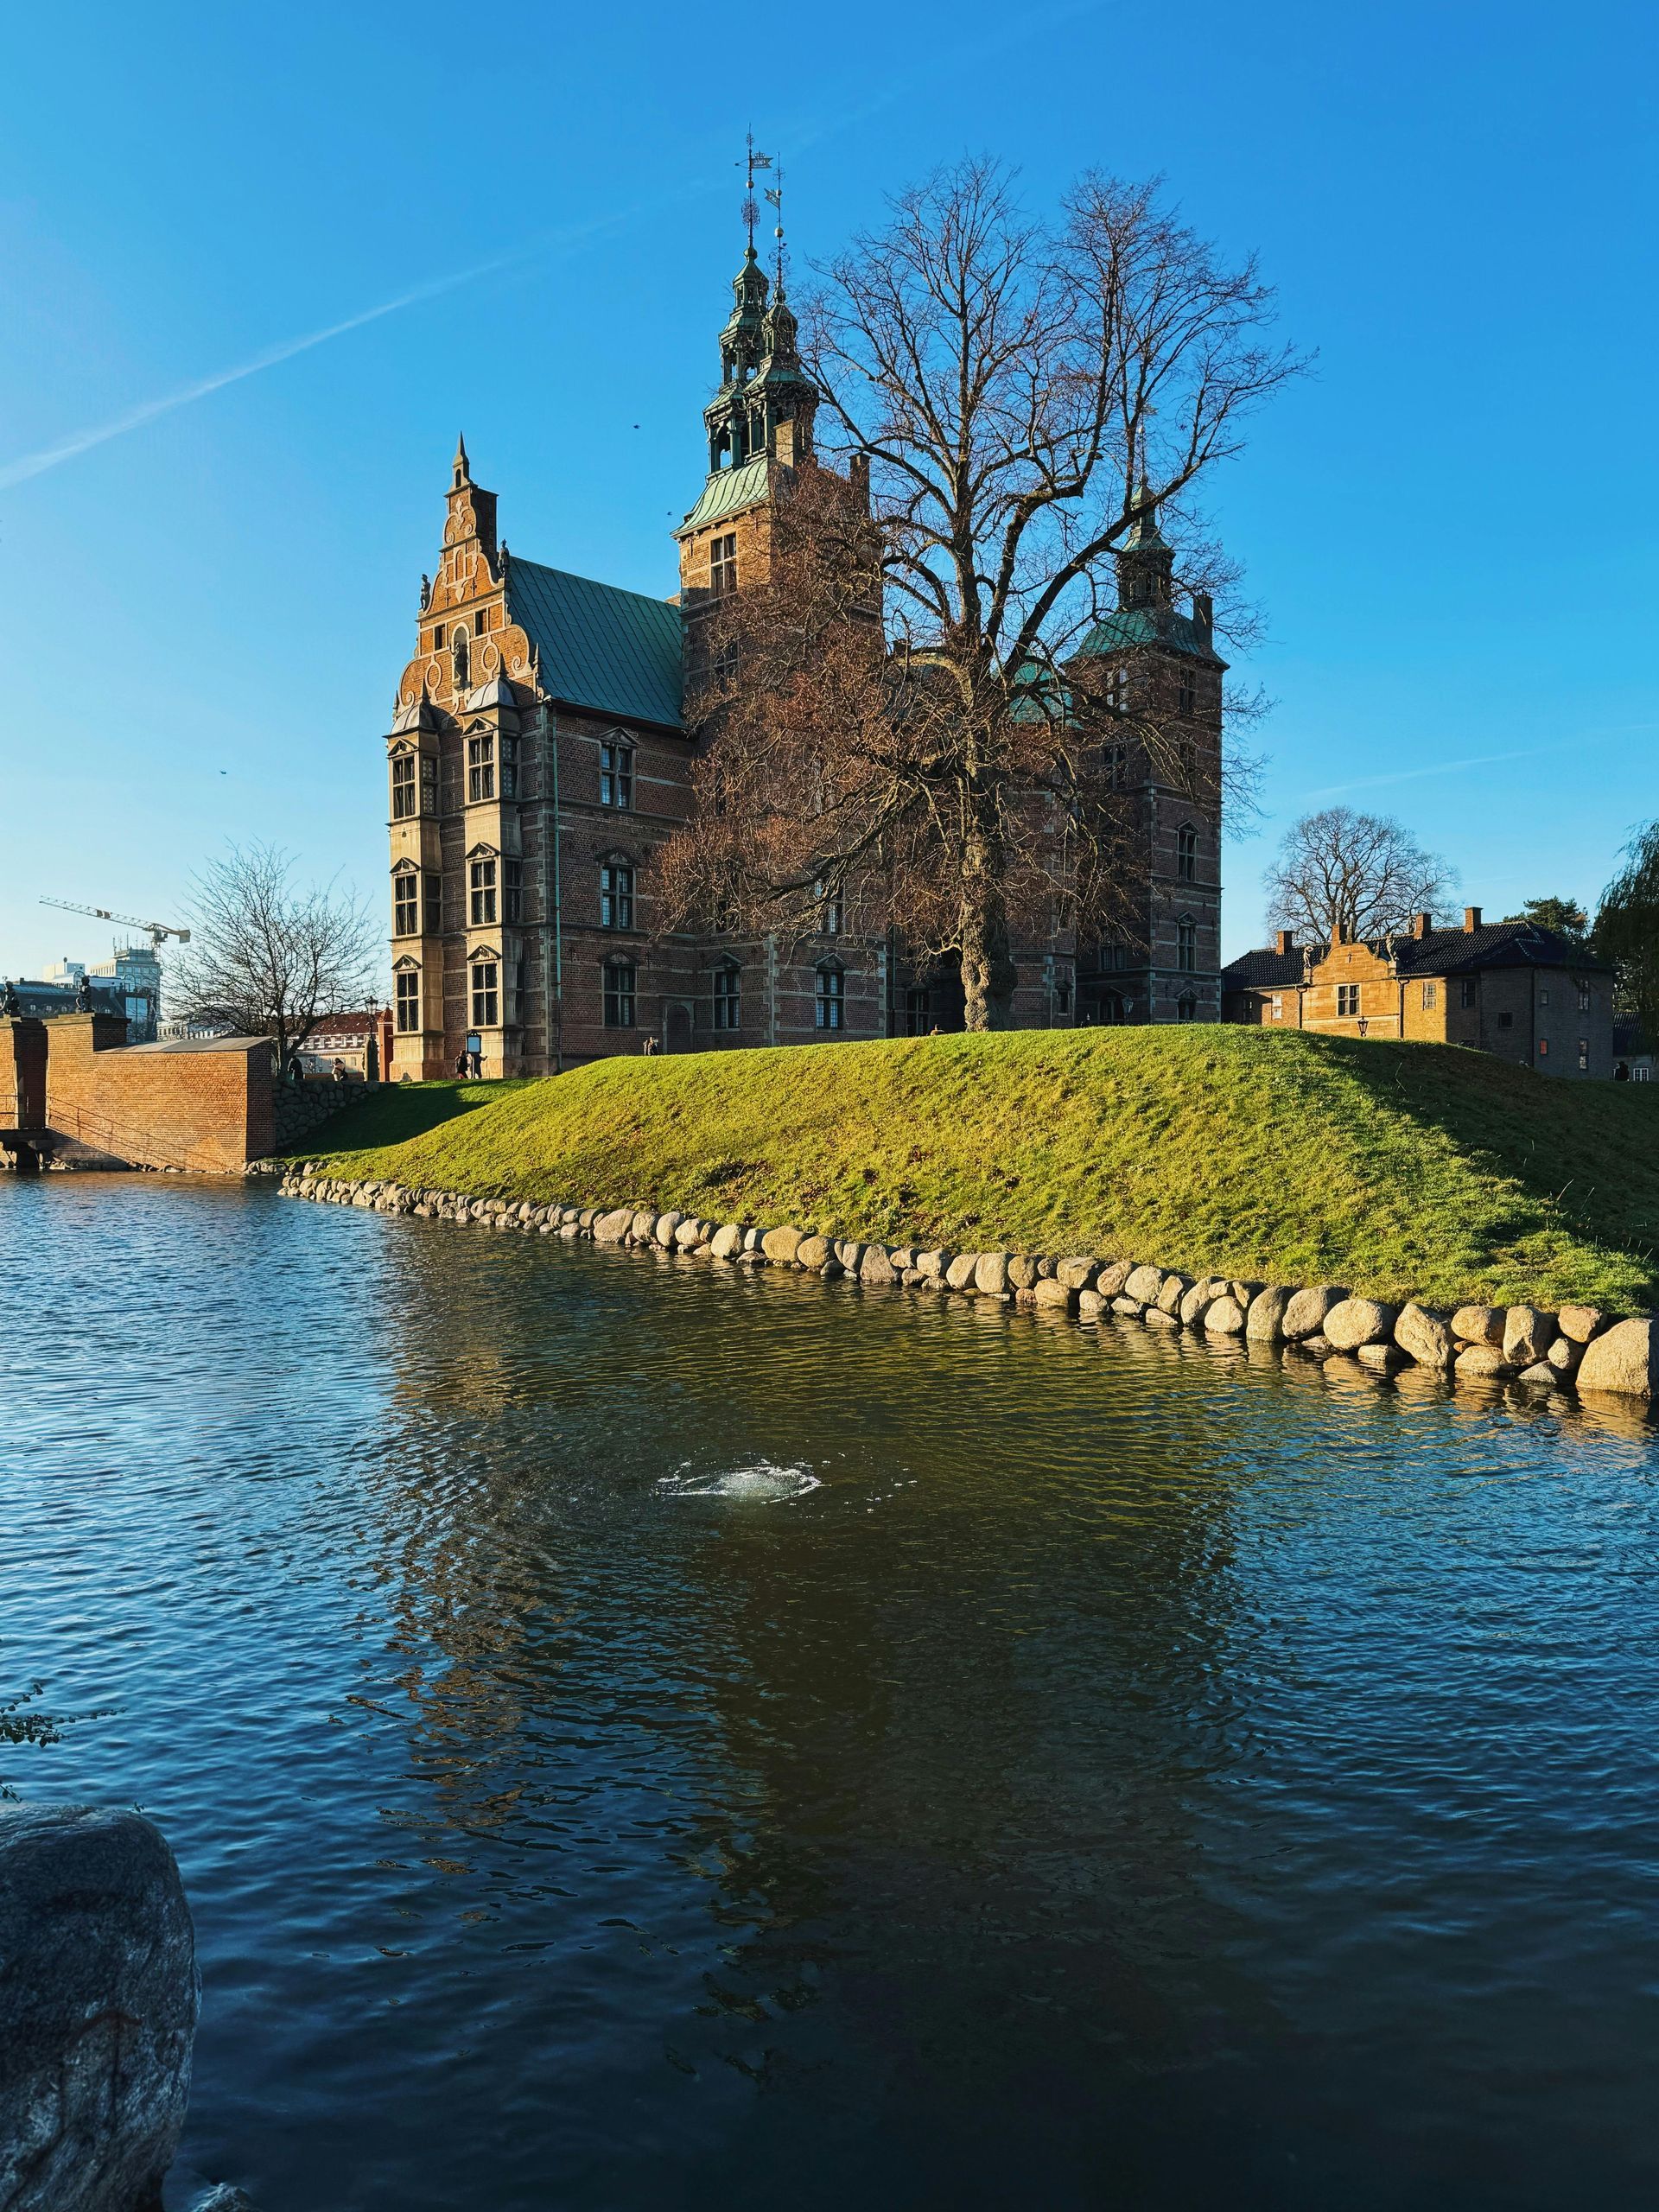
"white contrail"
1306,743,1565,800
0,224,623,493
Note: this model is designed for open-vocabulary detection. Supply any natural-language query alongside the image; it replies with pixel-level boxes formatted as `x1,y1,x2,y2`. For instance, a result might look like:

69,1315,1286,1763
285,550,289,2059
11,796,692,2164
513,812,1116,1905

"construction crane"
39,899,191,949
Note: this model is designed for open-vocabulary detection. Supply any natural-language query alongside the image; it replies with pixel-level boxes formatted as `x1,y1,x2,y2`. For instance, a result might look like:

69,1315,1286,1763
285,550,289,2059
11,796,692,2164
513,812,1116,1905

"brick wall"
1,1019,48,1129
43,1016,274,1172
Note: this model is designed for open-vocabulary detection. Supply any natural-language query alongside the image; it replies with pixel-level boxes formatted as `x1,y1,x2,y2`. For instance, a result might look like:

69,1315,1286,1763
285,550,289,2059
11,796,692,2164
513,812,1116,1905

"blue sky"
3,0,1654,984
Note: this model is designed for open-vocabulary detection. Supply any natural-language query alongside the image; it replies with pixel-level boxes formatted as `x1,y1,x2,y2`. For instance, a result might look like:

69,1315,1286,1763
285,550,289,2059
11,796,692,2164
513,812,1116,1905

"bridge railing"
52,1102,238,1176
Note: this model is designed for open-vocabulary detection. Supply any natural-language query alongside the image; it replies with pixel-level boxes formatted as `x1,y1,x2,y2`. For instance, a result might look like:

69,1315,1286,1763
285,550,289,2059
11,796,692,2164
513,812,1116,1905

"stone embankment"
278,1169,1659,1407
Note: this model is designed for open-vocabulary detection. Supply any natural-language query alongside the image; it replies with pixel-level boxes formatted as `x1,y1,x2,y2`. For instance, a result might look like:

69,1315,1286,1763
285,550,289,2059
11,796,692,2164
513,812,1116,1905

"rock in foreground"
0,1805,199,2212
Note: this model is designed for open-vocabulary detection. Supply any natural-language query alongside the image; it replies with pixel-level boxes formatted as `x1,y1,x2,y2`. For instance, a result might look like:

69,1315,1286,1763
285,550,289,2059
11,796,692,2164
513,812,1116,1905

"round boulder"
1323,1298,1399,1351
1204,1294,1248,1336
1577,1318,1659,1402
1281,1285,1347,1340
1395,1302,1455,1369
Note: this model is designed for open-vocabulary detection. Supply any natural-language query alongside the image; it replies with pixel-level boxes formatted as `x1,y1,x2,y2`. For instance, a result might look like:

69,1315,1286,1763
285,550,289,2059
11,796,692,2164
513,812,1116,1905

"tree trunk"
958,830,1018,1031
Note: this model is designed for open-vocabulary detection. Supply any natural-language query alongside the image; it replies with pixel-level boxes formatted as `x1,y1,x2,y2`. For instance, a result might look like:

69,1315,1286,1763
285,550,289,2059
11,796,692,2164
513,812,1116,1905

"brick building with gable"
384,226,1227,1079
1222,908,1617,1077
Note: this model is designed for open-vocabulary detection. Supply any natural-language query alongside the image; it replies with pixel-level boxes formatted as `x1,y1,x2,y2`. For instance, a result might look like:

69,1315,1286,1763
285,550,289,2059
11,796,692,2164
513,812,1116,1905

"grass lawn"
284,1029,1659,1311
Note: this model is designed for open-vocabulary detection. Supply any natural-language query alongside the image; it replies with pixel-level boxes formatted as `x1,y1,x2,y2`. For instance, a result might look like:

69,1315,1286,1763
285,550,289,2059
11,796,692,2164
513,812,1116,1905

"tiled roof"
1222,948,1304,988
506,560,683,731
1077,605,1224,666
1224,923,1614,988
681,456,771,532
1390,924,1613,976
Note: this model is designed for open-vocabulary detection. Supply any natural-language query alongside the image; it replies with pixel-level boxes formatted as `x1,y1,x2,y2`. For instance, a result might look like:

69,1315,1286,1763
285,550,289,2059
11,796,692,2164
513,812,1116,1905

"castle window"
1103,743,1128,789
816,963,845,1031
1176,917,1197,972
1053,976,1072,1016
395,971,421,1033
1176,993,1198,1022
470,958,499,1029
469,856,498,926
391,754,416,819
904,984,932,1035
1338,984,1360,1018
393,873,418,937
600,740,634,809
603,959,636,1028
1539,989,1550,1007
817,881,842,935
423,873,442,935
505,858,523,925
1106,667,1128,713
453,626,470,687
712,963,741,1031
711,533,738,596
1578,984,1592,1013
467,734,495,803
1178,676,1196,716
1177,825,1197,882
1460,979,1477,1009
601,859,634,930
1270,993,1283,1021
1497,1010,1514,1029
1421,982,1437,1010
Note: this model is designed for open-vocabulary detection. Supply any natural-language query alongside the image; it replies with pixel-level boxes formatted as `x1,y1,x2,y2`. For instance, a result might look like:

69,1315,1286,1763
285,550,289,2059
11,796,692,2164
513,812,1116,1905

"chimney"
1274,929,1296,957
1191,590,1213,645
1463,906,1482,933
1411,911,1431,939
849,450,871,512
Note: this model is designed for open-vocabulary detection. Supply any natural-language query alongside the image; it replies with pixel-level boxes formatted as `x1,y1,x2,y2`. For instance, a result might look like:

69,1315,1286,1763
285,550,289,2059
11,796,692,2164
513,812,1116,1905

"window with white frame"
470,958,499,1029
601,859,634,930
710,533,738,596
1421,982,1437,1009
467,734,494,803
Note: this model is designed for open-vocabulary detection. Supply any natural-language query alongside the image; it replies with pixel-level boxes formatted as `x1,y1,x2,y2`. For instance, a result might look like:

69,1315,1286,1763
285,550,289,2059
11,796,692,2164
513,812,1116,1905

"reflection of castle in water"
346,1225,1273,2107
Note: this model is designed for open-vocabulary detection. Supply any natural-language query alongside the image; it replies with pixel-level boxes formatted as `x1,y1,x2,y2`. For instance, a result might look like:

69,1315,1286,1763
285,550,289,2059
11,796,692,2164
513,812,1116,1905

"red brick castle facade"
385,234,1225,1078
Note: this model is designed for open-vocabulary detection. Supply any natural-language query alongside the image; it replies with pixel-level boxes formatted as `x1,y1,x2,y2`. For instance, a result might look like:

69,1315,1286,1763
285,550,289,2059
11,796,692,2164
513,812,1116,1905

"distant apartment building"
16,947,162,1042
1222,908,1617,1077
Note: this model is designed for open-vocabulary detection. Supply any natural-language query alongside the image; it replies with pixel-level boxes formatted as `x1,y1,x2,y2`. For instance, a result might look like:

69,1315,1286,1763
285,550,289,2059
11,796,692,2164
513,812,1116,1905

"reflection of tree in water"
337,1222,1365,2179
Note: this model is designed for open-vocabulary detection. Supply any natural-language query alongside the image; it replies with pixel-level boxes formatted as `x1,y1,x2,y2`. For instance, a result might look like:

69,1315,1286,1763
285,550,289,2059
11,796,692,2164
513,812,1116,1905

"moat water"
4,1177,1659,2210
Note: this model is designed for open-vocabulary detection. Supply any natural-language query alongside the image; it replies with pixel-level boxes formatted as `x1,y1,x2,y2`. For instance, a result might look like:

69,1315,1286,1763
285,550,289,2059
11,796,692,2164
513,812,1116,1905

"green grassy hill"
284,1030,1659,1310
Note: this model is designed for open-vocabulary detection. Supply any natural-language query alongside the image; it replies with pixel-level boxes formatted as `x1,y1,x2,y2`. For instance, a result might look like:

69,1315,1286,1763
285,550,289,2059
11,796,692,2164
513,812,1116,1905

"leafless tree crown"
660,161,1304,1029
1264,807,1458,947
170,841,378,1071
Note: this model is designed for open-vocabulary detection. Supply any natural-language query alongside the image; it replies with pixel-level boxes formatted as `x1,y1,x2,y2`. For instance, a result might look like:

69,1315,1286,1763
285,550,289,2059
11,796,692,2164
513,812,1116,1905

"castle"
384,228,1226,1078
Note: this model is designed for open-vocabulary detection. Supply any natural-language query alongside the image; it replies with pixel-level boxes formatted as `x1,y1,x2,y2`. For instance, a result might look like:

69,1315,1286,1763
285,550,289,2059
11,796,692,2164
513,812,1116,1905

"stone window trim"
710,532,738,597
469,853,499,927
1176,916,1198,974
711,960,741,1032
467,731,495,804
1176,992,1198,1023
600,854,636,931
603,957,638,1029
390,747,417,820
469,952,501,1031
392,866,419,938
1421,981,1437,1010
1337,983,1360,1018
1176,824,1198,883
816,960,846,1032
600,734,635,810
394,962,422,1033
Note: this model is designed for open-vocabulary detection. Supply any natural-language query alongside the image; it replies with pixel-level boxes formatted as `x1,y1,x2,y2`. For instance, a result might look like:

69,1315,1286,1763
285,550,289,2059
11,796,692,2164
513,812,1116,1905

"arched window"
711,963,741,1031
603,959,636,1028
600,858,634,930
816,963,845,1032
470,957,499,1029
1177,825,1198,882
1177,992,1198,1023
1177,917,1197,973
600,737,633,810
452,624,470,688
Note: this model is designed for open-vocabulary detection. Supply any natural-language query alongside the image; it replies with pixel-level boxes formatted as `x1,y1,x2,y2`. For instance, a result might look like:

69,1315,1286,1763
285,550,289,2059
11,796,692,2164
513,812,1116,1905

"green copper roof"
507,560,683,730
681,455,771,531
1077,606,1224,666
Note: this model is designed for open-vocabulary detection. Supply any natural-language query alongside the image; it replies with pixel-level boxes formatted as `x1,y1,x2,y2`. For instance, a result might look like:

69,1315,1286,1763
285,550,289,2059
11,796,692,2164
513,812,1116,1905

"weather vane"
740,130,772,256
766,161,785,290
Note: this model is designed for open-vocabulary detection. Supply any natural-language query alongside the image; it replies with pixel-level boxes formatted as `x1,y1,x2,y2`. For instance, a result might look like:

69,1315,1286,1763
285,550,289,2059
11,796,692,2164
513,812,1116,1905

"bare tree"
658,161,1302,1029
1264,807,1457,946
1596,821,1659,1047
169,842,378,1073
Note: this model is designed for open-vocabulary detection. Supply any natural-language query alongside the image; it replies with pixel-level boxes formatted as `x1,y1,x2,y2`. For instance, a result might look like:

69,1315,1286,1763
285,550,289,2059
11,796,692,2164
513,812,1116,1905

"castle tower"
1068,478,1227,1026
